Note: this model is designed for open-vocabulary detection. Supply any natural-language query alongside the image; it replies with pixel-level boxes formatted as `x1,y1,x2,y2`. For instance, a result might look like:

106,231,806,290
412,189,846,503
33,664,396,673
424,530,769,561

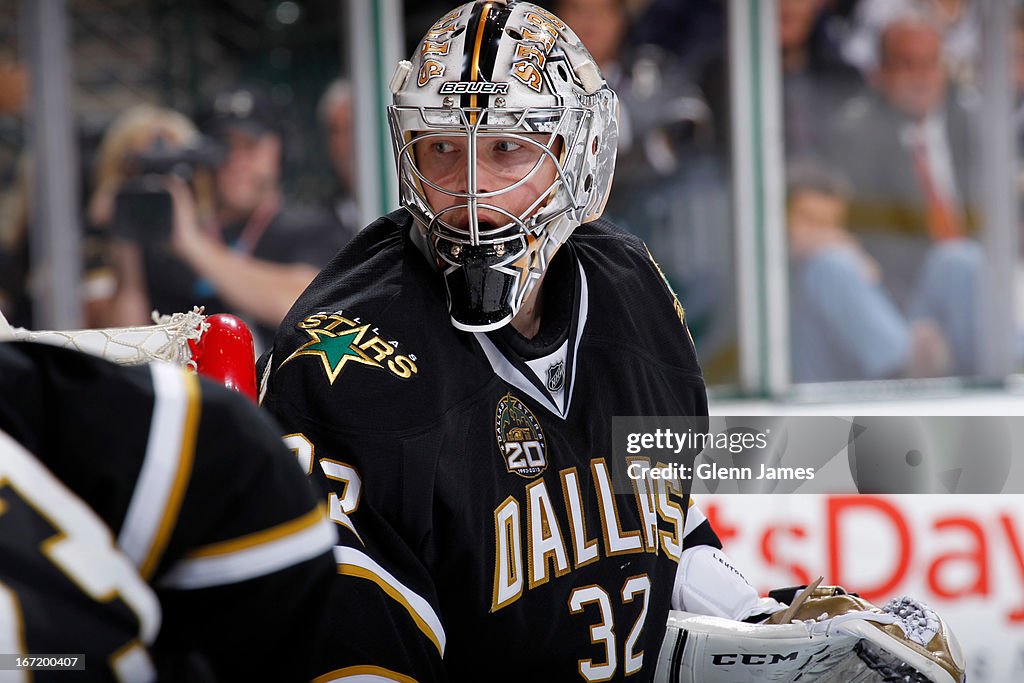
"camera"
110,137,223,246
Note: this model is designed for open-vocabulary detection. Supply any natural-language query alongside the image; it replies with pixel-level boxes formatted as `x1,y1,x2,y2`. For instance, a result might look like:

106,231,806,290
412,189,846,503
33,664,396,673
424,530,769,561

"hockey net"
0,307,258,400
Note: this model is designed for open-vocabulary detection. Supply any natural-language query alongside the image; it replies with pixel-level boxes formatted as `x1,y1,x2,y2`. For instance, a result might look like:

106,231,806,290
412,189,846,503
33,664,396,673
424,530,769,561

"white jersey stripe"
562,262,588,417
683,502,707,539
334,545,447,657
117,363,196,576
109,640,156,683
474,333,555,413
158,515,336,590
474,261,589,420
0,584,29,683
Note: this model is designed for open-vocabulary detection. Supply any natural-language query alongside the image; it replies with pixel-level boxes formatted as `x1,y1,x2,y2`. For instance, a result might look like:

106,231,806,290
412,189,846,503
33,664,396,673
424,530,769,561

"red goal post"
0,307,258,401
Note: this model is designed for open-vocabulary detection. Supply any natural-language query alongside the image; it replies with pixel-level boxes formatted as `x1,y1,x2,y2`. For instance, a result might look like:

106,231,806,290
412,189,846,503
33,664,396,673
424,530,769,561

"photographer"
104,88,344,349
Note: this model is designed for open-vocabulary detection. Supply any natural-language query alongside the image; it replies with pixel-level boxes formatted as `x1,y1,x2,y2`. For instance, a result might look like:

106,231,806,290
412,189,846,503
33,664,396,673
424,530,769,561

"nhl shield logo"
545,360,564,392
495,393,548,478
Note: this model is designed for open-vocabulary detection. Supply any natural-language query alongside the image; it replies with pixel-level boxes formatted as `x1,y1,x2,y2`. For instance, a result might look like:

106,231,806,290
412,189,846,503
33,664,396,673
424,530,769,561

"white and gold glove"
653,583,965,683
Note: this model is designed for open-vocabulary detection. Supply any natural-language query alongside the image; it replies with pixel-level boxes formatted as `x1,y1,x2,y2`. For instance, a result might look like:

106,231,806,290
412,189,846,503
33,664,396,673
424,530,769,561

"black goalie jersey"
259,211,720,682
0,342,336,682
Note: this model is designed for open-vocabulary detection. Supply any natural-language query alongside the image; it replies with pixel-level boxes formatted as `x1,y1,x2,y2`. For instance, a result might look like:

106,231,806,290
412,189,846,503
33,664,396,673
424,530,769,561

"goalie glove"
652,585,965,683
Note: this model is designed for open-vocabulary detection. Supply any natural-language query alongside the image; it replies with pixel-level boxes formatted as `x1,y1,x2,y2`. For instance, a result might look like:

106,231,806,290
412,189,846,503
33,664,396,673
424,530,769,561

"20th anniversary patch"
495,393,547,478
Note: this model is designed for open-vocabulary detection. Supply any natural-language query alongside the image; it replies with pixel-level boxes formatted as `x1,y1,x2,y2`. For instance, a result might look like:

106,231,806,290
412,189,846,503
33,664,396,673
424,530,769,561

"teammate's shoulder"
0,340,273,455
0,341,155,423
0,342,278,528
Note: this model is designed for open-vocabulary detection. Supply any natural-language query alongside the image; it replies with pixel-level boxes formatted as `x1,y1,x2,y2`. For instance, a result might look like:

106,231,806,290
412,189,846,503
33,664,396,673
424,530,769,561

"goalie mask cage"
0,307,258,400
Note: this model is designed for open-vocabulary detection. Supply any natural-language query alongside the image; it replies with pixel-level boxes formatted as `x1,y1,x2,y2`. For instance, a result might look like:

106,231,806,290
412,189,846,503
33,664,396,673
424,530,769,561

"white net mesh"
0,307,209,367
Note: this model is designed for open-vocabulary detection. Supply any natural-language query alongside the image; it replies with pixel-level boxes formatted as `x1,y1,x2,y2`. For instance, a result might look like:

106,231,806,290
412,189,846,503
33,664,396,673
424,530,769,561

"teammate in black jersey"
0,341,336,682
258,2,966,682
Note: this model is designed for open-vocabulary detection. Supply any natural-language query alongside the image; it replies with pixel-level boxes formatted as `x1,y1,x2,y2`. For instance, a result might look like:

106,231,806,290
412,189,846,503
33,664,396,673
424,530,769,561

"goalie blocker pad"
652,591,965,683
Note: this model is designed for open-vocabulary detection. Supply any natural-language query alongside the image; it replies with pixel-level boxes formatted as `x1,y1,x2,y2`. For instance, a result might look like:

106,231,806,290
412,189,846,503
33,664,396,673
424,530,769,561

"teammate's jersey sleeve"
0,341,337,682
259,394,449,682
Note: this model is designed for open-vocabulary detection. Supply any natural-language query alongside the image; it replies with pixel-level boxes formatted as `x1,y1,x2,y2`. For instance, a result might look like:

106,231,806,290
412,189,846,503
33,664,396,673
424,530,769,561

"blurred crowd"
0,0,1016,381
0,69,359,351
566,0,999,385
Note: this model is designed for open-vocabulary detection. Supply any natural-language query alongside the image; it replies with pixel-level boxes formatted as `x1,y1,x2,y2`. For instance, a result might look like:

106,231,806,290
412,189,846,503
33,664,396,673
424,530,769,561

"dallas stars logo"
281,311,420,385
282,325,381,384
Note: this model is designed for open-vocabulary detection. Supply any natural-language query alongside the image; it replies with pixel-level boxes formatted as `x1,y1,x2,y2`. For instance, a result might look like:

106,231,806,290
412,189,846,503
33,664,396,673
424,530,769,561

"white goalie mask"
388,0,618,332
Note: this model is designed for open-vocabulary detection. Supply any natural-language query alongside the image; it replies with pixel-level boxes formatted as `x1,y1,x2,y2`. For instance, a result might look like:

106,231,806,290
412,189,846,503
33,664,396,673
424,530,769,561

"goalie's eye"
413,136,466,181
426,139,460,156
493,139,523,153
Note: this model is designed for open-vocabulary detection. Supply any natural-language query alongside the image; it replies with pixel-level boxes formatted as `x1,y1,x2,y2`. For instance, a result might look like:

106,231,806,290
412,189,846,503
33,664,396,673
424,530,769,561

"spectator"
106,87,346,349
787,162,983,381
317,78,360,243
775,0,866,157
0,157,29,328
629,0,726,81
1014,8,1024,161
0,58,30,327
826,12,980,308
557,0,735,382
701,0,865,158
842,0,980,87
88,105,210,327
555,0,713,178
556,0,735,368
0,59,111,329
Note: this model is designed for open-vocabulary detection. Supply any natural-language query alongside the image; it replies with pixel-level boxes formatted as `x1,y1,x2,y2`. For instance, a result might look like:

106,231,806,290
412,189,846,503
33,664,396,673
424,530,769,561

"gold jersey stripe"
186,505,326,559
339,565,444,656
334,546,446,657
313,665,419,683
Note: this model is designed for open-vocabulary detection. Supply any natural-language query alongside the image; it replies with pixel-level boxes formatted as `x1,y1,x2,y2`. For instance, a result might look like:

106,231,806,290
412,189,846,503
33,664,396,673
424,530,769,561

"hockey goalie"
250,1,968,680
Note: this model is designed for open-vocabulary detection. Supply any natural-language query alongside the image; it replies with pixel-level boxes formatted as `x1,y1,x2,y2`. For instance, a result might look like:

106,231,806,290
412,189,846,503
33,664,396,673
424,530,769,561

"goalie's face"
404,128,565,331
412,132,561,234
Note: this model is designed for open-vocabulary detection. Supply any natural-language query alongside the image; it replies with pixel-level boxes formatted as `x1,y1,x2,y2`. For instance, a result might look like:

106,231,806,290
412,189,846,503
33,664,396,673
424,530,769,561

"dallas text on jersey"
491,459,689,611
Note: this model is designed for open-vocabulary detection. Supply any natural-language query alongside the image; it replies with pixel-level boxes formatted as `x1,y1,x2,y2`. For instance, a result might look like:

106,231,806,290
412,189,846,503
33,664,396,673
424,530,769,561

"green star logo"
282,325,380,384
